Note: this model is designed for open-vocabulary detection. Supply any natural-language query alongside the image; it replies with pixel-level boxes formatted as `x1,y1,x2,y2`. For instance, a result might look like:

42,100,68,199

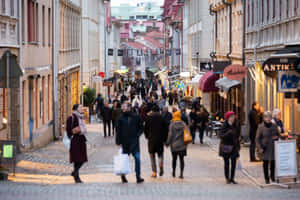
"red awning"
198,71,219,92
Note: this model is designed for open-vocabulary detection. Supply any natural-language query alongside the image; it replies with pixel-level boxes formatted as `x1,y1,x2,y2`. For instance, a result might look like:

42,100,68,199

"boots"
179,170,184,179
121,175,128,183
136,177,144,184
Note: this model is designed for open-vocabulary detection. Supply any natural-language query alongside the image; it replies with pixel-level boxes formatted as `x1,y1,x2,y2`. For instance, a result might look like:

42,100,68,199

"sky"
111,0,164,6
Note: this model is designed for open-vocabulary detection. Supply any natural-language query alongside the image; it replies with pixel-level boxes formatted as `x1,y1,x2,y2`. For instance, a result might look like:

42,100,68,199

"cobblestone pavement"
0,122,299,200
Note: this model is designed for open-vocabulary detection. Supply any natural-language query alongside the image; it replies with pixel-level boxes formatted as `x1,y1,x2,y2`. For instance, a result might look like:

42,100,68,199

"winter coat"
139,104,148,122
144,112,168,154
189,111,198,128
197,112,209,130
256,122,280,161
166,121,187,153
218,121,240,158
66,114,88,163
162,111,173,132
101,106,112,121
181,113,189,126
112,107,122,121
248,109,260,140
116,112,144,154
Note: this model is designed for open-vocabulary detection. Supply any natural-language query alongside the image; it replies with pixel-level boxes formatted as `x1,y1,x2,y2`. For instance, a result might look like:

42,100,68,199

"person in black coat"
162,107,172,131
116,102,144,184
219,111,240,184
197,107,209,144
66,104,88,183
180,107,189,126
248,102,260,162
101,102,112,137
144,105,168,178
189,107,198,144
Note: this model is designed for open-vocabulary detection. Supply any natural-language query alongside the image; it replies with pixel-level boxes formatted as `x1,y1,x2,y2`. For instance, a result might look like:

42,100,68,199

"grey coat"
166,121,187,152
256,122,280,161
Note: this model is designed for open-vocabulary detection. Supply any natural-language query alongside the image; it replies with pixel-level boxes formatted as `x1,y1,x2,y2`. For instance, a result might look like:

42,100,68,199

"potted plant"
83,88,96,123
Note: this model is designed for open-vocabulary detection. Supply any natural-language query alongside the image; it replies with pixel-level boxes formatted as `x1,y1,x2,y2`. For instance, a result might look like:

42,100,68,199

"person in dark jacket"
116,102,144,184
101,102,112,137
189,107,198,144
166,111,187,179
94,94,104,118
180,107,189,126
219,111,240,184
144,105,168,178
248,102,260,162
168,91,173,106
162,107,172,132
112,101,122,135
198,107,209,144
120,93,128,104
256,111,281,184
66,104,88,183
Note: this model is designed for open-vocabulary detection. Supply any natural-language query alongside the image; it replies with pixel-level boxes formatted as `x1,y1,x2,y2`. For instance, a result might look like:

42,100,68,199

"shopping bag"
114,148,131,176
63,132,71,150
183,126,193,144
237,159,243,170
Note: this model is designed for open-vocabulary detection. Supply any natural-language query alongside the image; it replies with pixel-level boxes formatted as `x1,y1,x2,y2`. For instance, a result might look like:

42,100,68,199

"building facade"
21,0,54,150
0,0,21,144
245,0,300,134
58,0,81,136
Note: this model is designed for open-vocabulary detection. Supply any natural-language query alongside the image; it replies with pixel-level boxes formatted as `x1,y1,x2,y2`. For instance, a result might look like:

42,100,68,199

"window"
42,6,45,46
28,0,38,42
273,0,276,19
42,77,45,123
247,2,250,27
129,16,135,20
10,0,14,16
279,0,282,19
267,0,270,21
295,0,298,15
22,1,25,42
252,0,254,26
262,0,264,23
48,8,51,46
1,0,5,14
48,75,51,121
0,22,6,40
36,3,39,43
287,0,289,17
125,23,129,29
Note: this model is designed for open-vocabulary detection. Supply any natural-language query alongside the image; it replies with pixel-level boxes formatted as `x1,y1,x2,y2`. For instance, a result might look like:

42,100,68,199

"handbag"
222,145,234,154
63,115,74,150
183,126,193,144
114,148,131,176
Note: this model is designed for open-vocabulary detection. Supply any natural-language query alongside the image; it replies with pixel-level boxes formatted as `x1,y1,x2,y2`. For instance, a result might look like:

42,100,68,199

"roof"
143,36,164,48
122,41,148,50
146,30,164,38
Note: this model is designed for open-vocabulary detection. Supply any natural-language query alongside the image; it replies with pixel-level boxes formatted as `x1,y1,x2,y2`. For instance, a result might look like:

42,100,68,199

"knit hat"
225,111,235,120
172,111,181,121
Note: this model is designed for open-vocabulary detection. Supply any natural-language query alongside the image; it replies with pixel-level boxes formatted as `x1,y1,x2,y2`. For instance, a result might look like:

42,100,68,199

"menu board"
275,140,298,178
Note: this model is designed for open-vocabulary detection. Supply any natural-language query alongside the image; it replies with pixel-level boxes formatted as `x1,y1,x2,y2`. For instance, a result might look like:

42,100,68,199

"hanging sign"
277,71,300,92
224,64,248,80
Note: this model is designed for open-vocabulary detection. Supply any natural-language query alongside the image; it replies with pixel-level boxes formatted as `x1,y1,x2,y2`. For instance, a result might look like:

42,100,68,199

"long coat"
256,122,280,161
116,112,144,154
218,121,240,158
166,121,187,153
248,109,260,140
144,112,168,154
66,114,88,163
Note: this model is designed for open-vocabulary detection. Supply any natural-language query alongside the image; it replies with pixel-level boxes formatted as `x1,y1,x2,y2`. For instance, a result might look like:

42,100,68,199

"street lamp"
196,52,199,73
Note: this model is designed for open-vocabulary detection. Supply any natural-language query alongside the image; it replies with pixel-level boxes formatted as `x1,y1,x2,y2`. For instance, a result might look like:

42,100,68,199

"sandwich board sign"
275,140,298,181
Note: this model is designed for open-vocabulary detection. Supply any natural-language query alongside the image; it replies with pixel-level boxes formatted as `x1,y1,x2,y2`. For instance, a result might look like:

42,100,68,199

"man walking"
95,94,104,119
248,102,260,162
144,105,168,178
116,102,144,184
102,102,112,137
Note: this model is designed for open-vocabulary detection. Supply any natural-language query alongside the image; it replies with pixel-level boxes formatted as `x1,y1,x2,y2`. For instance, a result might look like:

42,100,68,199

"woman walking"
166,111,187,179
219,111,240,184
66,104,88,183
256,111,281,184
112,101,122,135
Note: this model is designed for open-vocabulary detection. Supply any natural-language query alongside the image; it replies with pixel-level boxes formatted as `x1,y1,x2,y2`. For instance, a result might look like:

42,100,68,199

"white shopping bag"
63,131,71,150
114,148,131,176
237,159,243,170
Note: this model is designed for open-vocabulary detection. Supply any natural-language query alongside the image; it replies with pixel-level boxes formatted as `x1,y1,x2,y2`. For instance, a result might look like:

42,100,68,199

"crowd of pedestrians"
66,84,289,185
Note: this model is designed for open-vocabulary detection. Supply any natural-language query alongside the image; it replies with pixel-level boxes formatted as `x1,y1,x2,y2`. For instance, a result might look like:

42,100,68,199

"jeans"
73,162,84,180
263,160,275,182
199,128,205,143
190,127,196,143
223,157,237,181
123,151,141,179
112,120,116,135
150,153,163,173
103,120,111,137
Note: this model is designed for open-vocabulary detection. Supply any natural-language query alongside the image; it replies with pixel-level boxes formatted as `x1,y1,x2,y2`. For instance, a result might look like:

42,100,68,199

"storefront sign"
275,140,298,178
277,71,300,92
212,61,231,74
263,63,296,72
224,64,248,80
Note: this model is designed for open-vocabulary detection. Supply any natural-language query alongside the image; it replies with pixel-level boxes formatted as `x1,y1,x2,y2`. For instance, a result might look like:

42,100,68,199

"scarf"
73,111,87,135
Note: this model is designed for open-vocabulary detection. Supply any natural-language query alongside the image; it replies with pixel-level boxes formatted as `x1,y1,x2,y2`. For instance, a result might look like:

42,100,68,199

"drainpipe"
222,0,232,60
209,4,217,61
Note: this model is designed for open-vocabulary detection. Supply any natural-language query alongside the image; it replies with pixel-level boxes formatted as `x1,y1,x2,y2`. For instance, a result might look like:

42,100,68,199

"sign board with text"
277,71,300,92
275,140,298,179
224,64,248,80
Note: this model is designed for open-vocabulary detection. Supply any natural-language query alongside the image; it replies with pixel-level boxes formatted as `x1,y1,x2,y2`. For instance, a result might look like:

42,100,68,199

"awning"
198,71,219,92
216,77,241,92
146,66,159,74
188,74,203,85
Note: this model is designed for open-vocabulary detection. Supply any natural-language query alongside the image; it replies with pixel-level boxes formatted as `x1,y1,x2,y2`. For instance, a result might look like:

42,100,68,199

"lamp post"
196,52,199,73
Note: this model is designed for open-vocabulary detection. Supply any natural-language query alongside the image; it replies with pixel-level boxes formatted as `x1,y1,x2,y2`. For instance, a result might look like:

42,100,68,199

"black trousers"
172,152,184,172
223,157,237,181
103,120,111,137
112,120,116,135
249,138,256,161
73,162,84,179
263,160,275,182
